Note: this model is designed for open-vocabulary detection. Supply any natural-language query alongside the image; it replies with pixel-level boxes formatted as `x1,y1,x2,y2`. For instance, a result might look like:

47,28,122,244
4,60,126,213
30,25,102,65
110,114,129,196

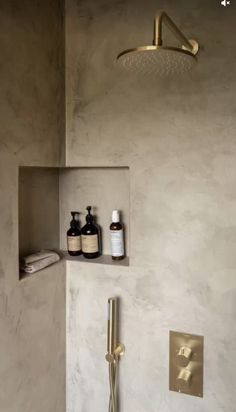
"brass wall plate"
169,331,204,398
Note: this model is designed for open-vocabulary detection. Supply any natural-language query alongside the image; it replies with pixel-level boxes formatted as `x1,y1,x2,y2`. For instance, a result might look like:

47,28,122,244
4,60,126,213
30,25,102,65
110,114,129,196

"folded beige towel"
21,250,60,274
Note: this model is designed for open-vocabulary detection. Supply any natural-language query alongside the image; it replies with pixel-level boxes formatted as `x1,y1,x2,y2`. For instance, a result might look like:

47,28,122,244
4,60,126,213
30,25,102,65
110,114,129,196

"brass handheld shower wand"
106,298,125,412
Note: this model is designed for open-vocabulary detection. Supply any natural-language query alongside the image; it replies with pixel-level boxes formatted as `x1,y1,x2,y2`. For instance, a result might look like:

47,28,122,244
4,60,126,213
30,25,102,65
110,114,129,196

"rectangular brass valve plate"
169,331,204,398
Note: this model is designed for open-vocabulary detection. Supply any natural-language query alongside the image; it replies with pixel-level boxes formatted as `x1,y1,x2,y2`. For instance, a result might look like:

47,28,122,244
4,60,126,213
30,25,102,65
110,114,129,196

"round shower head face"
117,46,197,76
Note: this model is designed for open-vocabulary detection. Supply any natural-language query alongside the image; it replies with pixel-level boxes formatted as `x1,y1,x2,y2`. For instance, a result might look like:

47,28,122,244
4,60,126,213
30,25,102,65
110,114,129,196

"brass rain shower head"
117,11,199,76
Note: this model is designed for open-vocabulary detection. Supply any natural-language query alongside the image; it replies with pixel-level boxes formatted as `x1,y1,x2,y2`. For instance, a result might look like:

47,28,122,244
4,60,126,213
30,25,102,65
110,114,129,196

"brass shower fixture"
153,11,199,53
169,331,204,397
106,297,125,363
106,297,125,412
117,11,199,76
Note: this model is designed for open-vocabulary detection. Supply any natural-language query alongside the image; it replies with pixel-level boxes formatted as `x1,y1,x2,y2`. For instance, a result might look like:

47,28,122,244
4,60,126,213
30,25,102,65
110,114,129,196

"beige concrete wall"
66,1,236,411
0,2,65,411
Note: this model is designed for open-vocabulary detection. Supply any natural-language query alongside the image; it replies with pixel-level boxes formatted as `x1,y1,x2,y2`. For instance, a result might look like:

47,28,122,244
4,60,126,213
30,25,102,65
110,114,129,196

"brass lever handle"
177,368,192,392
177,346,192,367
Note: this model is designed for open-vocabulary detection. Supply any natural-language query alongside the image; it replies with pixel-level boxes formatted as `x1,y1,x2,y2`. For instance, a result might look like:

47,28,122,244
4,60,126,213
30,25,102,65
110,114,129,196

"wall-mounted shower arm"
153,11,196,53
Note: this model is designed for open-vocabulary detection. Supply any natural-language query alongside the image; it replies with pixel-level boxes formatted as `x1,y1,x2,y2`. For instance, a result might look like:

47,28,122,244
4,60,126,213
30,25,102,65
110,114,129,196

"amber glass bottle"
81,206,100,259
67,211,82,256
110,210,125,260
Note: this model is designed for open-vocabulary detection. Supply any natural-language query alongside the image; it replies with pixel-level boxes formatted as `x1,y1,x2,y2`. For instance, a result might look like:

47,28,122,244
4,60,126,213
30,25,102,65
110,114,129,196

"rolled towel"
21,250,60,274
22,251,58,265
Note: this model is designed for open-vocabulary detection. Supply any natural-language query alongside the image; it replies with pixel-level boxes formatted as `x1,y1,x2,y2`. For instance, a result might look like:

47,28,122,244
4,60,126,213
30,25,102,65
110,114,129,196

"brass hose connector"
106,342,125,363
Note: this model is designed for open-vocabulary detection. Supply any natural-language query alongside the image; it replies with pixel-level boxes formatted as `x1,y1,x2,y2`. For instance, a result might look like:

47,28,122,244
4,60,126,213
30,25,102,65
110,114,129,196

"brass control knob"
105,353,115,363
177,368,192,392
177,346,192,367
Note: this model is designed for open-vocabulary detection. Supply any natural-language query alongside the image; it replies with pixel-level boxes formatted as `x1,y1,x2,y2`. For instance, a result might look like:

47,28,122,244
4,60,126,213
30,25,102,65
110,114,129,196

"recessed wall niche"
19,167,60,258
19,166,130,277
59,167,130,256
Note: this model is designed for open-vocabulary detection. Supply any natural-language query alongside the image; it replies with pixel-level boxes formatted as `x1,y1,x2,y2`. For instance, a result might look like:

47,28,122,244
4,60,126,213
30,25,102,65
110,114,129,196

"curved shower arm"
153,11,194,51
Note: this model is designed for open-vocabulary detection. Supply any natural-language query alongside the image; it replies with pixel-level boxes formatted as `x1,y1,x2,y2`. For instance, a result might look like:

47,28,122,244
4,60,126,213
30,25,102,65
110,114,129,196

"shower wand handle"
106,297,125,363
107,297,117,355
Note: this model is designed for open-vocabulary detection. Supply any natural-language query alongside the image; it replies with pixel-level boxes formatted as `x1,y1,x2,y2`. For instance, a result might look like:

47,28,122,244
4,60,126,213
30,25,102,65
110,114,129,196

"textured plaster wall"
66,0,236,411
0,2,65,412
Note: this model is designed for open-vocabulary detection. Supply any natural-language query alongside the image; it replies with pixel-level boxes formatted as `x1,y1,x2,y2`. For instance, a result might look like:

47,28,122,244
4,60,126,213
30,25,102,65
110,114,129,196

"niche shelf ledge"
62,251,129,267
